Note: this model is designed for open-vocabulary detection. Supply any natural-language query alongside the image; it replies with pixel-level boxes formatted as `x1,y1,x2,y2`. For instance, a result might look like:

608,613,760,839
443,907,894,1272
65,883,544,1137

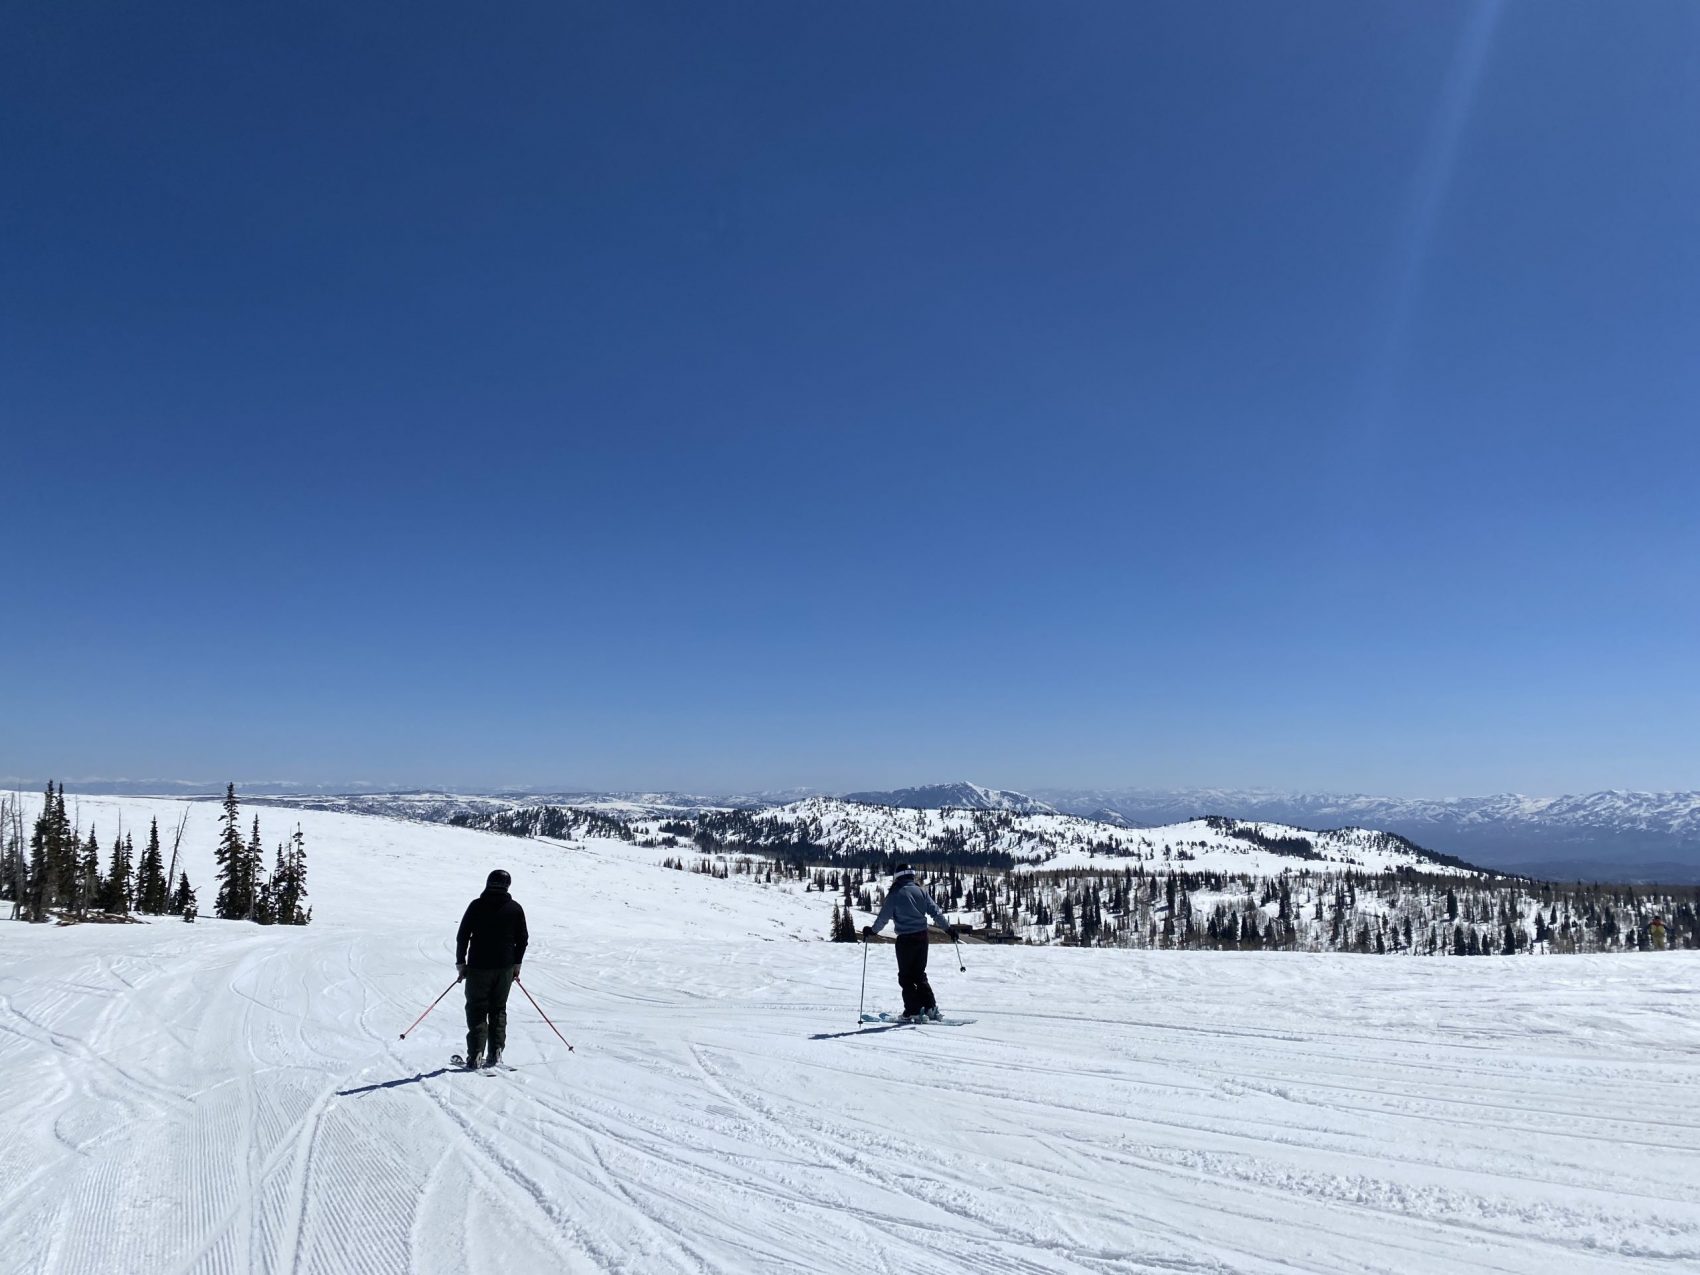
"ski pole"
858,933,869,1023
515,976,576,1053
952,935,966,973
400,978,459,1040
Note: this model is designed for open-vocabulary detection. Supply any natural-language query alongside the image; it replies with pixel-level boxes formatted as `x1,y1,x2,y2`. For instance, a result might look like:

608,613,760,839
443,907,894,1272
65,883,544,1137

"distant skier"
456,869,528,1069
863,864,958,1023
1650,917,1667,951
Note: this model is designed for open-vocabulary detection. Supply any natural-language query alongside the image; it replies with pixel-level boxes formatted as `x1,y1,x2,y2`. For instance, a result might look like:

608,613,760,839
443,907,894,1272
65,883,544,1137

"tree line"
1,783,309,926
424,799,1700,956
656,851,1697,955
211,783,311,925
802,861,1696,954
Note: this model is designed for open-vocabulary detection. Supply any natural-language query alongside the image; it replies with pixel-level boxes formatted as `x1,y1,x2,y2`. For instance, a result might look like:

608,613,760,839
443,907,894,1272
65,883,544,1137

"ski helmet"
486,868,512,890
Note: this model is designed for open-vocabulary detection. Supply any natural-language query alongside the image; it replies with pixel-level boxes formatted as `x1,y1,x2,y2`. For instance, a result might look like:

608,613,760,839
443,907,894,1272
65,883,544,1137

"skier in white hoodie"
863,864,958,1023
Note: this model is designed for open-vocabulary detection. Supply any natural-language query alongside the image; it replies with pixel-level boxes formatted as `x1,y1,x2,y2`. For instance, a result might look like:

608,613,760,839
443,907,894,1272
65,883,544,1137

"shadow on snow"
808,1024,911,1041
336,1067,452,1096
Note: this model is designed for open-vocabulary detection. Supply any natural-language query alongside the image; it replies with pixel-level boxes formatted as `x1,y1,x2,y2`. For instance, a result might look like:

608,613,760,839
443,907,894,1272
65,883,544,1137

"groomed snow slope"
2,795,1697,1274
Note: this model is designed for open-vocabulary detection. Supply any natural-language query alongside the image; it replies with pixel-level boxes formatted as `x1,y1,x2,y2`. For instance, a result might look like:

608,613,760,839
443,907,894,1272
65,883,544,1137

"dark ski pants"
894,932,937,1016
464,965,517,1061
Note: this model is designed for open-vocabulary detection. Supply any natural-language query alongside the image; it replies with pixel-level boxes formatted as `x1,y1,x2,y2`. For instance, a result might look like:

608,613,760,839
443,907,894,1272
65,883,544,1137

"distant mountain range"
1027,788,1700,882
11,777,1698,882
758,782,1700,882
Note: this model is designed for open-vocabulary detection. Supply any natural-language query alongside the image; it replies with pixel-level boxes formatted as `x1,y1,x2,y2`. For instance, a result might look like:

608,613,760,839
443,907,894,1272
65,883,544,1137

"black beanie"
486,869,511,890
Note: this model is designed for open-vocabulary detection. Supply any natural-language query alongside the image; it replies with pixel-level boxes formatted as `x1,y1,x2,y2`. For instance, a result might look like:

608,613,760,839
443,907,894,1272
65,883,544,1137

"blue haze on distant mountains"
837,783,1700,884
1041,790,1700,883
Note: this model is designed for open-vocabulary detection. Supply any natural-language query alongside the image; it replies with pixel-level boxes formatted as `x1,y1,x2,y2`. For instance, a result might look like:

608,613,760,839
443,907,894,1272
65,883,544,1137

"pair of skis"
858,1012,975,1027
449,1054,516,1073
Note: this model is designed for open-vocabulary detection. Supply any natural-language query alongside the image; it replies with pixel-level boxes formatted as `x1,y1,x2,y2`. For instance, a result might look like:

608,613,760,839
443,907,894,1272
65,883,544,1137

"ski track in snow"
1,795,1698,1273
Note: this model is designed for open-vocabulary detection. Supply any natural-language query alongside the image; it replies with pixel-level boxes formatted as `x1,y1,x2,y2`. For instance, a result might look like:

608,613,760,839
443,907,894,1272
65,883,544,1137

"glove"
512,964,522,981
947,927,959,941
861,925,874,940
456,963,466,982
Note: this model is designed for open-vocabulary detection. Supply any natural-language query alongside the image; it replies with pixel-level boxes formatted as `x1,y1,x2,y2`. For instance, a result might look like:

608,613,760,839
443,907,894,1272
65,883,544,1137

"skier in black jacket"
456,869,528,1069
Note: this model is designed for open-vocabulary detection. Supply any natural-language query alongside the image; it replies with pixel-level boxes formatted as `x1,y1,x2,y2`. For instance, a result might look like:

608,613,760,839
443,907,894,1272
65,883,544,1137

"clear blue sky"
4,2,1696,796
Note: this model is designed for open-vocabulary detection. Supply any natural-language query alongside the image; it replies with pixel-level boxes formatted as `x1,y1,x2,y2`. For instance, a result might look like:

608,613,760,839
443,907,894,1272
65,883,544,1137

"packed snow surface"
2,795,1697,1274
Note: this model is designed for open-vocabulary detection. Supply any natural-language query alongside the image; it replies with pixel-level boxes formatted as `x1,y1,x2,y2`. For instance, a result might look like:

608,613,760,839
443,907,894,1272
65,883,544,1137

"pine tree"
244,815,265,921
102,829,134,913
284,824,310,925
832,901,858,942
171,871,198,917
49,788,82,911
256,842,283,925
135,819,169,915
26,785,57,921
214,783,249,919
77,828,103,918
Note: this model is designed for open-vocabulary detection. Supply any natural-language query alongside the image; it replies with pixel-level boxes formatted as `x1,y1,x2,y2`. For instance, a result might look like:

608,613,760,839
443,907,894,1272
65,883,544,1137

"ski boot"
925,1006,943,1022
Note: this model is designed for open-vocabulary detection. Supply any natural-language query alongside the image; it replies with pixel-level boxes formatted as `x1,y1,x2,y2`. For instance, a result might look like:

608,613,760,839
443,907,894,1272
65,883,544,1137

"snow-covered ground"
2,795,1697,1274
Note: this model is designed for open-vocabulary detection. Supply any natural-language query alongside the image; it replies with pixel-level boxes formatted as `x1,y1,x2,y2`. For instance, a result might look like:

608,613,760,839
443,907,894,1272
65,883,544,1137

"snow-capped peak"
839,781,1056,814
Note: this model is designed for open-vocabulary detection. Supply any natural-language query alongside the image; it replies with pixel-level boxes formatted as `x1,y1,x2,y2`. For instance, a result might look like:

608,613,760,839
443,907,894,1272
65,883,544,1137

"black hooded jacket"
456,888,529,969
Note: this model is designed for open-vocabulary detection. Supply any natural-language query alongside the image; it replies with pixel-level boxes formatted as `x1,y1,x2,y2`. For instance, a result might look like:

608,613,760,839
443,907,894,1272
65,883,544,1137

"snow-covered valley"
2,796,1697,1274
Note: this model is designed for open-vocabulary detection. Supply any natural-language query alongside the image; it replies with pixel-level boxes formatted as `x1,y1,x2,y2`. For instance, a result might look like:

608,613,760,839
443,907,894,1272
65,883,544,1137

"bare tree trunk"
3,796,16,921
164,805,189,910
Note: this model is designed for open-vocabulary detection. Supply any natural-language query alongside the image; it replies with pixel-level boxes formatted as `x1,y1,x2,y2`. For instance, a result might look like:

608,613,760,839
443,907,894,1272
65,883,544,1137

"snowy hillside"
4,793,1698,1274
841,781,1057,814
690,797,1482,877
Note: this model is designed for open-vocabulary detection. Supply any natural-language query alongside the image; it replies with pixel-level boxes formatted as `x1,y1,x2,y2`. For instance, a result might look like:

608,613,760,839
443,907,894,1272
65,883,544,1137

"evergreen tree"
171,871,199,916
244,815,264,921
283,829,311,931
256,841,284,925
135,819,169,915
214,783,250,919
26,784,57,921
50,788,82,910
102,829,134,913
76,828,103,918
